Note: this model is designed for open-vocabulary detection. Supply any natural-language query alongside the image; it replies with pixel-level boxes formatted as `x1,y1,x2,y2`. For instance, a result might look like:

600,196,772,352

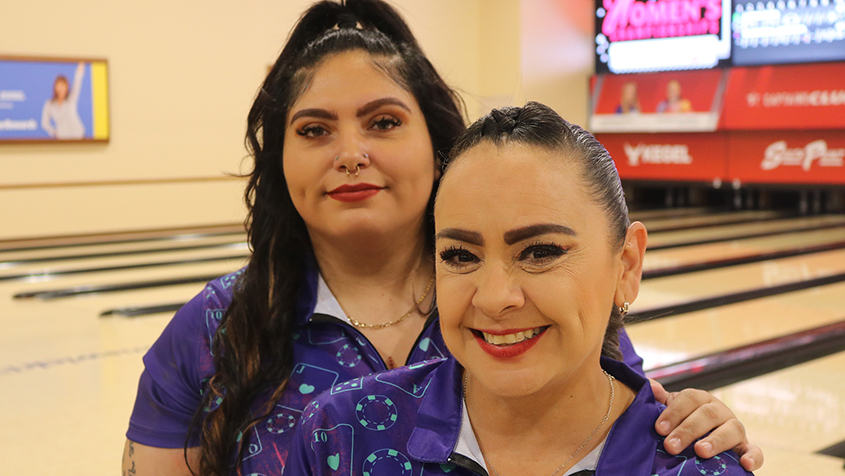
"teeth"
481,328,543,346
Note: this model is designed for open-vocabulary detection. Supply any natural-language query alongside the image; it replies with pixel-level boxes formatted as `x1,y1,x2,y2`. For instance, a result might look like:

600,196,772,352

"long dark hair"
444,102,630,360
190,1,465,474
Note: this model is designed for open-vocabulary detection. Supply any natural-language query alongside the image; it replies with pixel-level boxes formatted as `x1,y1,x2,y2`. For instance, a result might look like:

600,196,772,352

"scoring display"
731,0,845,66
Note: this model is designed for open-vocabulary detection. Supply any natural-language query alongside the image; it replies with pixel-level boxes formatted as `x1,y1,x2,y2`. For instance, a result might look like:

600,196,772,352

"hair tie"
335,12,362,30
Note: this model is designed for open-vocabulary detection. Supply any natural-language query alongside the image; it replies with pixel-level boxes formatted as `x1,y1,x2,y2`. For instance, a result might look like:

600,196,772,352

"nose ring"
345,164,360,177
334,156,339,161
363,154,369,159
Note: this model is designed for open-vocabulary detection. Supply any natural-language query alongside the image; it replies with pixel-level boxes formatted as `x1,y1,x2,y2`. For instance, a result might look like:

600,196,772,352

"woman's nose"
335,151,370,176
471,265,525,318
334,131,371,176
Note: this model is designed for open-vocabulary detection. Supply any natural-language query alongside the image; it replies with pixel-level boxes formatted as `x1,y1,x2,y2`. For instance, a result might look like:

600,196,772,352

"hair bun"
335,12,359,29
481,107,518,137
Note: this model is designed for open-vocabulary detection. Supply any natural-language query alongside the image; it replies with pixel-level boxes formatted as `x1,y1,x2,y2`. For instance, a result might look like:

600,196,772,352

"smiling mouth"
471,326,549,346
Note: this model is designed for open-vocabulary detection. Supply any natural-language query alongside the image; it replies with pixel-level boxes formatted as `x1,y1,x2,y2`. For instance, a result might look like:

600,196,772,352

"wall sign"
0,56,109,143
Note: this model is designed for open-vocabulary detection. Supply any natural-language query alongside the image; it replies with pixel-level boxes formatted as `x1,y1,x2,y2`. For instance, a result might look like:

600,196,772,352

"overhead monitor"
595,0,733,73
731,0,845,66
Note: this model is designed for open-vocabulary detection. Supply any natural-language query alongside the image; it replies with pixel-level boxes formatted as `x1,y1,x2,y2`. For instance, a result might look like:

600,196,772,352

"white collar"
454,398,606,476
312,274,352,325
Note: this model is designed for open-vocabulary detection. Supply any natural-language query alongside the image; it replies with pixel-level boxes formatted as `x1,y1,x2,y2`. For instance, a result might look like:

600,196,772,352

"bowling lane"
634,248,845,312
647,214,845,249
639,210,782,232
0,232,246,268
628,282,845,370
0,296,170,476
643,226,845,272
710,351,845,460
4,257,246,299
0,242,249,279
628,207,712,221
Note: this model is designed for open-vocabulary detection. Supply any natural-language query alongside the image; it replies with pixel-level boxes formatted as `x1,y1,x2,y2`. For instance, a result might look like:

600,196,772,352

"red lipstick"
472,327,547,359
327,183,383,202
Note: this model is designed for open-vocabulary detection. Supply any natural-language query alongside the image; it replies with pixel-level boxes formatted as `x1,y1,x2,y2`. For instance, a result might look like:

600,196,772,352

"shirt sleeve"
126,290,210,448
618,328,645,376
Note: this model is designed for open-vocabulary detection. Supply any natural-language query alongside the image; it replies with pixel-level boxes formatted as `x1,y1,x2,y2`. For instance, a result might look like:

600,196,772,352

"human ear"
615,221,648,306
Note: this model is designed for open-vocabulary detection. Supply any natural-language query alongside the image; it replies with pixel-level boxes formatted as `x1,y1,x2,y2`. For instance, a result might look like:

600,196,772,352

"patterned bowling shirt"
126,265,644,474
289,356,753,476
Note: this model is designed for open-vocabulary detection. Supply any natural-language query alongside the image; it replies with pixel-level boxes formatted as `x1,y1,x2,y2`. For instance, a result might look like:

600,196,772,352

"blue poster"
0,58,109,142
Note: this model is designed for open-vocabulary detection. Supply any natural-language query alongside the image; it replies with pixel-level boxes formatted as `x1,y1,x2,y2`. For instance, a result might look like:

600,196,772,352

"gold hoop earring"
618,301,630,315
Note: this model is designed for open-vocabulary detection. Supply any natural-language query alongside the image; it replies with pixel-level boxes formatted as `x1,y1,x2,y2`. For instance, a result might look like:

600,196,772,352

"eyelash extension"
519,240,567,260
296,125,326,137
439,245,474,263
371,115,401,129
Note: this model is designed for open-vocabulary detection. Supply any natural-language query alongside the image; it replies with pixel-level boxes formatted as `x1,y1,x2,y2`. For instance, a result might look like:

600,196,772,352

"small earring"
618,301,630,315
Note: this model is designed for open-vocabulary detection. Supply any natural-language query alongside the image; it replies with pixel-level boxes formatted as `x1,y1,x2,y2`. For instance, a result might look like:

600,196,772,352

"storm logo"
761,140,845,171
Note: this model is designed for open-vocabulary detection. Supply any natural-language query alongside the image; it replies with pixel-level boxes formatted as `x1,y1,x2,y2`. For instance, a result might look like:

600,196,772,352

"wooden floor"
2,214,845,475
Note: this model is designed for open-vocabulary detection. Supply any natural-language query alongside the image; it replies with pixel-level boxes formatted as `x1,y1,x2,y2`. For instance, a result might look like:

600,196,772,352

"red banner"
593,70,723,115
598,133,728,182
727,131,845,184
722,63,845,130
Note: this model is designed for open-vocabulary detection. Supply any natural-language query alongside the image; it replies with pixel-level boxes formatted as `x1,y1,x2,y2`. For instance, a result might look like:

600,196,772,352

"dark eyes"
439,242,567,271
439,247,478,265
370,115,401,131
519,243,566,262
294,115,401,138
296,125,328,138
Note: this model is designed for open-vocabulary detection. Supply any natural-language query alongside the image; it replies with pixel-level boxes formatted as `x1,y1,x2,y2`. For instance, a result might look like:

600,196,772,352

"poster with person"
0,56,109,142
589,69,725,133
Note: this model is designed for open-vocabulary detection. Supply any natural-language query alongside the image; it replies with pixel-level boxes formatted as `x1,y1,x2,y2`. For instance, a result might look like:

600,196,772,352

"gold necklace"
346,275,434,330
463,370,615,476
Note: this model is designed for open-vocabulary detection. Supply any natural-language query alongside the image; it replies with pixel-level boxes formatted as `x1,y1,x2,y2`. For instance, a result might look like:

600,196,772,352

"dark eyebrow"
503,224,576,245
435,228,484,246
357,97,411,117
289,108,338,123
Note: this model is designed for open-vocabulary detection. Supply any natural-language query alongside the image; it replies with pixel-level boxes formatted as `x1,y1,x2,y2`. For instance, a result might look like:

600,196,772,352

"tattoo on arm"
123,441,136,476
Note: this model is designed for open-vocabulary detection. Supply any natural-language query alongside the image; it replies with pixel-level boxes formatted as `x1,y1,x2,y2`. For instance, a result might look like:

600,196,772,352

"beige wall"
520,0,595,128
0,0,592,240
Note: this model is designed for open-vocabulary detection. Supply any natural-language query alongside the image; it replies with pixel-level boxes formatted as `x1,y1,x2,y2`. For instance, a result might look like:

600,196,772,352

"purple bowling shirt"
289,356,752,476
126,266,644,474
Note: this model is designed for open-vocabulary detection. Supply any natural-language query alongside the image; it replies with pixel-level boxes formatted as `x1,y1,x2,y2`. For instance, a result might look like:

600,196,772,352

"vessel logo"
624,143,693,166
761,140,845,171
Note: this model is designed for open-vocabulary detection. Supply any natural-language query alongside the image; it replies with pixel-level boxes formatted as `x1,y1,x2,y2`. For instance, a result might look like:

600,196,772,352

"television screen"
731,0,845,66
595,0,732,73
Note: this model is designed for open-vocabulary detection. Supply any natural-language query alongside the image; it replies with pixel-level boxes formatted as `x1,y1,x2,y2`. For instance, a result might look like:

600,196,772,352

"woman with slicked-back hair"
122,2,763,475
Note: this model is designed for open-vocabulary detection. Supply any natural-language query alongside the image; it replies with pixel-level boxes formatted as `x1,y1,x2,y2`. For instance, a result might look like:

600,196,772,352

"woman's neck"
310,226,434,366
311,225,430,289
464,365,635,476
